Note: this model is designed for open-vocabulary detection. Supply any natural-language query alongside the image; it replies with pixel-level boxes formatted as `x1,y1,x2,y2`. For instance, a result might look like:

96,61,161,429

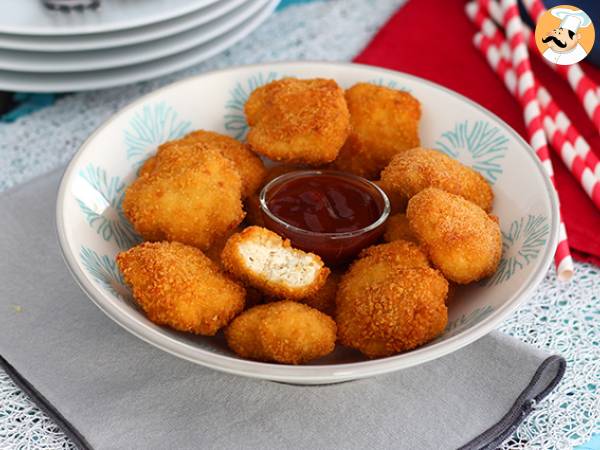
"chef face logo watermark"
535,5,594,66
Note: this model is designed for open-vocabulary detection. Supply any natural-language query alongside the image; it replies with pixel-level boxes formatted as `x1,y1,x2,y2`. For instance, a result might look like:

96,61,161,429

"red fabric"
354,0,600,266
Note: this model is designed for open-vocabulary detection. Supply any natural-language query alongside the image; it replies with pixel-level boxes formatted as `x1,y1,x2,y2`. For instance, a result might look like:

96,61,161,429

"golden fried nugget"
221,226,330,299
407,187,502,284
122,144,245,249
358,240,430,269
139,156,156,177
379,147,493,212
245,78,350,164
383,213,417,243
117,241,245,335
264,271,340,315
336,265,448,358
179,130,266,198
225,301,336,364
299,271,339,315
332,83,421,179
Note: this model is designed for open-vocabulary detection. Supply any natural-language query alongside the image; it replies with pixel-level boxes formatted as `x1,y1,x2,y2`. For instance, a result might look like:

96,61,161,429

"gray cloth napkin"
0,169,565,450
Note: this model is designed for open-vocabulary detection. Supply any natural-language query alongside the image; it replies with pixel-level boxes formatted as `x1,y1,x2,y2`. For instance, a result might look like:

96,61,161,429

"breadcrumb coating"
178,130,266,198
263,271,340,315
336,265,448,358
221,226,330,299
117,241,245,335
225,301,336,364
245,78,350,165
383,213,417,243
358,240,430,269
407,187,502,284
139,155,156,177
122,143,245,250
332,83,421,179
379,147,493,212
298,271,339,315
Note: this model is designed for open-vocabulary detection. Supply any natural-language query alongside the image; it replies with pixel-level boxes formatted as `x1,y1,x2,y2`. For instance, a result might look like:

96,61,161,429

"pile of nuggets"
116,77,502,365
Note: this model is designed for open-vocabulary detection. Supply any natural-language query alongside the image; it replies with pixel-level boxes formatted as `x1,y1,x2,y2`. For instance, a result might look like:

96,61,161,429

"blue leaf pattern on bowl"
76,164,140,250
436,120,508,184
444,305,495,338
224,72,282,140
80,246,128,298
488,214,550,286
124,102,192,170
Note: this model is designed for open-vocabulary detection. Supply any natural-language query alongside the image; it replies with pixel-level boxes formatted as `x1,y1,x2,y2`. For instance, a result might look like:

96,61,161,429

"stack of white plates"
0,0,279,92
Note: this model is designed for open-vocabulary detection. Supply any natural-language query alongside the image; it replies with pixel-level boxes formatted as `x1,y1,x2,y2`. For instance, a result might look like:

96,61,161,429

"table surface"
0,0,598,448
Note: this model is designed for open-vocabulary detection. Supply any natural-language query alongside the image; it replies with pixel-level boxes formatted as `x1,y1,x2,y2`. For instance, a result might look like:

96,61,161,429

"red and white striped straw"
472,8,600,180
537,87,600,179
498,0,552,176
473,31,574,280
474,30,600,207
466,2,511,60
541,112,600,210
521,0,600,134
477,0,504,25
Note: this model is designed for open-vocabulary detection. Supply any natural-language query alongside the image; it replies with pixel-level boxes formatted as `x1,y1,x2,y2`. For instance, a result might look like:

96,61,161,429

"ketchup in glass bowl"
259,170,390,265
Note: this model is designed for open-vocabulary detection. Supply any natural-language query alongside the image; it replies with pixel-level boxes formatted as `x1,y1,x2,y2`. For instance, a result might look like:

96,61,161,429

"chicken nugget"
299,271,339,315
139,155,156,177
383,213,417,243
336,265,448,358
263,271,340,315
225,301,336,364
221,226,330,299
122,143,245,250
332,83,421,179
358,239,430,269
379,147,493,212
117,241,245,335
407,187,502,284
245,78,350,165
179,130,266,198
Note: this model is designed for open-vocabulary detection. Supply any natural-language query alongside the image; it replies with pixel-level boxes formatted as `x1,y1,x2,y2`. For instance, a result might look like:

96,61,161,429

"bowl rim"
56,61,560,383
259,169,391,239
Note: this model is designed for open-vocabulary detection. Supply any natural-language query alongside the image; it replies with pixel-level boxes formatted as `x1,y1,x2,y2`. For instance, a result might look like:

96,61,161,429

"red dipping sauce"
260,170,390,265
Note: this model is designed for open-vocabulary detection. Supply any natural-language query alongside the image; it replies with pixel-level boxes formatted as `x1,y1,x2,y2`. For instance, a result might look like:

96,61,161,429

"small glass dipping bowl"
259,170,391,265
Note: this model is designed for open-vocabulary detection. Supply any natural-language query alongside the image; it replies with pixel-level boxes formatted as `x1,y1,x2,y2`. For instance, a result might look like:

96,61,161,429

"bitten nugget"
379,147,493,212
299,272,339,315
383,213,417,243
221,226,330,299
117,241,245,335
245,78,350,164
122,144,245,249
332,83,421,179
225,301,337,364
336,265,448,358
407,187,502,284
264,271,340,315
179,130,266,198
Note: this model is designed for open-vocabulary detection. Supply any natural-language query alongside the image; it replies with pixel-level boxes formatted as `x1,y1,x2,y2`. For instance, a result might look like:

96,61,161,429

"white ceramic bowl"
56,62,559,384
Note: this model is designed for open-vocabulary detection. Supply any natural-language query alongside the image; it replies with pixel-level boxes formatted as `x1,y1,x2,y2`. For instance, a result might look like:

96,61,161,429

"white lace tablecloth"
0,1,598,448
